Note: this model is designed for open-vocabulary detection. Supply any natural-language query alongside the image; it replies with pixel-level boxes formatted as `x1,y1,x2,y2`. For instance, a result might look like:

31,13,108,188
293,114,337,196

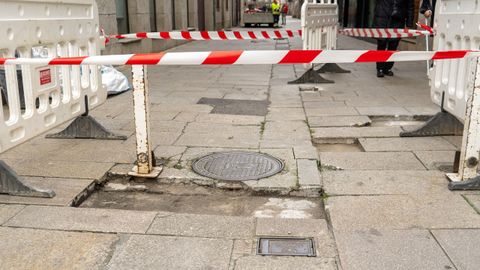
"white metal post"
129,65,162,178
447,57,480,183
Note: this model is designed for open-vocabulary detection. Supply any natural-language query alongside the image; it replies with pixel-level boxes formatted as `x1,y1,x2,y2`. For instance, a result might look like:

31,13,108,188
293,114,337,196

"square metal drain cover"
257,237,316,257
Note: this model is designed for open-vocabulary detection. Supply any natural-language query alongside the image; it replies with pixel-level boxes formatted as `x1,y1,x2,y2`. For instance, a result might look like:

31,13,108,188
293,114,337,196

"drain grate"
257,237,316,257
192,151,284,181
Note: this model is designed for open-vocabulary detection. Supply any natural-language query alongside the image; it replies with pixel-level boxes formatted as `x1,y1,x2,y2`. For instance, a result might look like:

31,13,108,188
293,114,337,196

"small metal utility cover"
191,151,284,181
257,237,316,257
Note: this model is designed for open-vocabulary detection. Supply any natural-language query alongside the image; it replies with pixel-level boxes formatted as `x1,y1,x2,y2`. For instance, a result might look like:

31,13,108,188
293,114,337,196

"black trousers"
376,39,400,71
273,15,280,24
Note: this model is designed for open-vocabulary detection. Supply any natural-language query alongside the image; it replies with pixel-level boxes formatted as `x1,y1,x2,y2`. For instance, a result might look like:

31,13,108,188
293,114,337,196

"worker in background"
420,0,435,25
272,0,281,27
372,0,414,78
281,2,289,26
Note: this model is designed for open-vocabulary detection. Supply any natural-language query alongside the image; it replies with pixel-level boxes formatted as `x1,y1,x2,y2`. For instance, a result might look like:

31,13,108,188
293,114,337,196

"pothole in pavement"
79,182,325,219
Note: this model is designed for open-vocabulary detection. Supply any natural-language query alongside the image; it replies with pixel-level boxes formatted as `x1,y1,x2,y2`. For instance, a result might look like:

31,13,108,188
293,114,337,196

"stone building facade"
97,0,242,55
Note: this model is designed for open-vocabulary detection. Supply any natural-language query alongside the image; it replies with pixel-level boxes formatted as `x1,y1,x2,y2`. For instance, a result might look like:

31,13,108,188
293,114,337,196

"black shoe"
377,70,384,78
383,70,394,76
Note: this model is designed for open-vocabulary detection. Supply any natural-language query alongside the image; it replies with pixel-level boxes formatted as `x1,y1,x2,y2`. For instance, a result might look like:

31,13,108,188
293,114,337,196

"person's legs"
282,14,286,25
273,15,279,26
384,39,400,72
376,39,388,72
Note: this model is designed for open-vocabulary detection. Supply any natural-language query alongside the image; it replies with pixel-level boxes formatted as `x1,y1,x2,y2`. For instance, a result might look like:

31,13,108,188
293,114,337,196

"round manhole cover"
192,151,284,181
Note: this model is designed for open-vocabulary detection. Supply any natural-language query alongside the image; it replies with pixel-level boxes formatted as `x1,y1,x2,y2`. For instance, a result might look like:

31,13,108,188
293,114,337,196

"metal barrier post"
448,57,480,190
128,65,162,178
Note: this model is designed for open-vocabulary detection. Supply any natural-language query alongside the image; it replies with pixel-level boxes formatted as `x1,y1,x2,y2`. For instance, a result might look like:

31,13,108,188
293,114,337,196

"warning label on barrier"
39,69,51,85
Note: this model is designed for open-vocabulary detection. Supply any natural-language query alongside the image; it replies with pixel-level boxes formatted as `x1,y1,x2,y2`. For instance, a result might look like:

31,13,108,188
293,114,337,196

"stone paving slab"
432,229,480,270
297,159,322,187
0,204,25,225
443,136,463,149
320,152,426,170
3,159,114,180
413,151,456,170
312,126,402,140
5,205,158,234
327,194,480,231
194,114,265,125
267,108,306,121
335,230,455,270
293,145,319,160
0,177,94,206
256,218,336,257
464,195,480,213
359,137,457,152
0,227,117,270
147,213,254,239
185,122,260,135
175,132,260,148
308,116,371,127
305,107,359,117
303,101,346,108
355,106,410,116
323,170,448,195
106,235,232,270
234,257,337,270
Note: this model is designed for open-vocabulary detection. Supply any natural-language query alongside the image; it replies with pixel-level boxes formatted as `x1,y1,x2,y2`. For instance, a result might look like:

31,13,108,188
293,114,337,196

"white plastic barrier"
430,0,480,122
301,0,338,53
0,0,105,153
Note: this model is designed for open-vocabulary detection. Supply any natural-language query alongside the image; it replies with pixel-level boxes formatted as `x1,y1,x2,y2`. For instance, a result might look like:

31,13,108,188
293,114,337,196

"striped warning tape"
0,50,476,66
110,30,303,40
340,28,432,38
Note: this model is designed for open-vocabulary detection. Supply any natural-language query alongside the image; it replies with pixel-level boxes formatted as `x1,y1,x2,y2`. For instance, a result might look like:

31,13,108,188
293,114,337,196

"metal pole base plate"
400,112,464,137
447,174,480,190
317,63,351,74
46,115,127,140
0,161,55,198
128,166,163,179
288,68,334,84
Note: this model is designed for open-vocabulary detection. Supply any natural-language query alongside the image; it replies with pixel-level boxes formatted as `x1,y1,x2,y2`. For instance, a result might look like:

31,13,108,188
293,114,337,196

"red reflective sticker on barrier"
279,50,322,64
39,68,51,85
287,30,294,37
261,31,270,39
126,53,165,65
248,31,257,39
136,32,148,39
432,51,468,60
234,31,243,40
200,31,211,40
274,31,282,38
218,32,228,40
49,56,87,65
355,51,394,62
160,32,170,39
202,51,243,65
181,31,192,40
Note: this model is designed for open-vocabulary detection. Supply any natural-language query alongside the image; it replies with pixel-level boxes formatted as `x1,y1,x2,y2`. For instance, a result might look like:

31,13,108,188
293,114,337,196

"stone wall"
96,0,241,55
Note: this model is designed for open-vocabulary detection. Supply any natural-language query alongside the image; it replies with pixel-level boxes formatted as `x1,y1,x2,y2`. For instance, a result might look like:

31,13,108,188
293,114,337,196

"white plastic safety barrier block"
0,0,105,153
430,0,480,122
301,0,338,52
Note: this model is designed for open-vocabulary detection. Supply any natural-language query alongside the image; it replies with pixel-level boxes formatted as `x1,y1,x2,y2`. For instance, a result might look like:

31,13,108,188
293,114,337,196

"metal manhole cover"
257,237,316,257
192,151,284,181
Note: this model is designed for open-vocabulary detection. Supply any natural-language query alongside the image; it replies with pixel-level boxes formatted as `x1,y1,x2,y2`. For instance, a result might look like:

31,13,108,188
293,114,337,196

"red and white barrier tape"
340,28,432,38
110,30,303,40
0,50,476,66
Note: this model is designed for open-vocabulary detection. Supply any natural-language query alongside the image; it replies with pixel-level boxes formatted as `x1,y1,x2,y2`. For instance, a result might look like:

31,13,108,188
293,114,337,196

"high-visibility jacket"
271,2,281,15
